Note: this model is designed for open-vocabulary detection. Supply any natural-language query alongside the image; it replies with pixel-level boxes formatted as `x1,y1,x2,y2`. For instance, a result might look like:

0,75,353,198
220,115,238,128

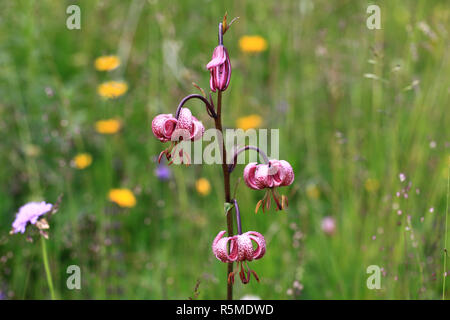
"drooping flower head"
212,230,266,284
151,108,204,143
243,159,294,212
151,107,205,165
11,201,53,234
206,45,231,92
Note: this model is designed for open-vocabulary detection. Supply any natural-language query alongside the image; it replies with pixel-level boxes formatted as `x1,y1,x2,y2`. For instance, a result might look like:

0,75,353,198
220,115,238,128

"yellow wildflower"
109,188,136,208
306,183,320,200
73,153,92,170
364,178,380,192
196,178,211,196
236,114,263,131
239,35,268,53
95,119,122,134
97,81,128,99
95,55,121,71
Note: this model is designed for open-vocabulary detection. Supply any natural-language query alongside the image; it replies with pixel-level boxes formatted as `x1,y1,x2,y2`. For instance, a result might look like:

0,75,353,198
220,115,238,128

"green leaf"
224,202,234,215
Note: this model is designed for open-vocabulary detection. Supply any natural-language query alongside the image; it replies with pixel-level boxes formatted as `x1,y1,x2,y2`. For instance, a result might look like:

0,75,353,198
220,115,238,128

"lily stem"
214,89,233,300
41,236,56,300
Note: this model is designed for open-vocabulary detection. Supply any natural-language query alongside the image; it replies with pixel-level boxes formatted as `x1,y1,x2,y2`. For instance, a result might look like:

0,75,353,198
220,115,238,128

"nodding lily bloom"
151,108,204,165
206,45,231,92
243,160,294,213
212,230,266,284
151,108,204,143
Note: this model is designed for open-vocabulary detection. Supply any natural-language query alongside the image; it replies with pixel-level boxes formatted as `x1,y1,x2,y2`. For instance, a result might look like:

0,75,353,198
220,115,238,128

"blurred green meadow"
0,0,449,299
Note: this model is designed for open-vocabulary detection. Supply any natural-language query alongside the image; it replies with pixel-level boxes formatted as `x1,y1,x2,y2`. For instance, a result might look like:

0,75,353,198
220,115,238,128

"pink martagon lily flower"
151,108,204,143
243,159,294,212
212,230,266,284
151,108,205,164
206,45,231,92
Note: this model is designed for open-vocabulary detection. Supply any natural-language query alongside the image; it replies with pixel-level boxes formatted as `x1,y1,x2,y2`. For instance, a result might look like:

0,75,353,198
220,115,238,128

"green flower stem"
41,237,56,300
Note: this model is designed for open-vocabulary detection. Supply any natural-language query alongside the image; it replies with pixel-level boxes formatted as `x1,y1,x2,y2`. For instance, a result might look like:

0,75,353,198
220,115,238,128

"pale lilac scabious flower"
11,201,52,234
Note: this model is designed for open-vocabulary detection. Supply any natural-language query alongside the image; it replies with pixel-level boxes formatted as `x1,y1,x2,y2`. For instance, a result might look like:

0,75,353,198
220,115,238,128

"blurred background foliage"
0,0,449,299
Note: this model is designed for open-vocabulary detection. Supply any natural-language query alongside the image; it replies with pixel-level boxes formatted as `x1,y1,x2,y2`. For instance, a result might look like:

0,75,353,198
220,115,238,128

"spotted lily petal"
191,117,205,141
235,234,255,261
279,160,294,186
254,164,273,189
212,231,237,263
243,162,261,190
151,114,177,142
175,108,193,131
245,231,266,260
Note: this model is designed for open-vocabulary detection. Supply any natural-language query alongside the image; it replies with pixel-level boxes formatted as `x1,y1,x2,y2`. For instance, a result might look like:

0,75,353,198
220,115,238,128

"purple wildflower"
11,201,52,234
155,164,171,181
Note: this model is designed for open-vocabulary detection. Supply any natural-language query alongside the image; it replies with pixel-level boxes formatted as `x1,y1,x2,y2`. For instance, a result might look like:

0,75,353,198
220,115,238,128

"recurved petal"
236,234,255,261
243,163,261,190
245,231,266,260
152,114,177,142
267,160,285,187
279,160,294,186
176,108,193,131
212,231,237,263
190,118,205,141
